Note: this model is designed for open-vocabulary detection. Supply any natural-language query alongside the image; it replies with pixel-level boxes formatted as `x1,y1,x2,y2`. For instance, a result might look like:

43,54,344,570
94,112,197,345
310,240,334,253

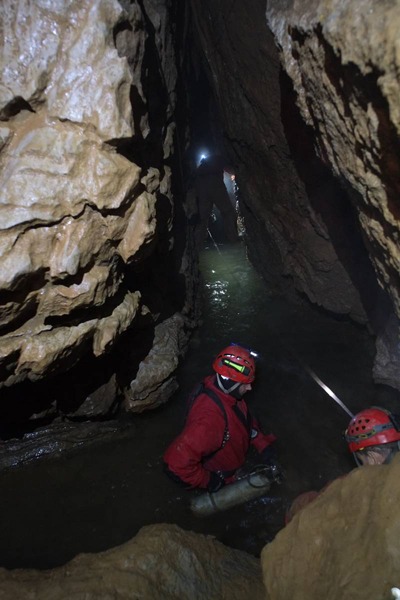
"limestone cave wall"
190,0,400,390
2,0,400,431
0,0,197,428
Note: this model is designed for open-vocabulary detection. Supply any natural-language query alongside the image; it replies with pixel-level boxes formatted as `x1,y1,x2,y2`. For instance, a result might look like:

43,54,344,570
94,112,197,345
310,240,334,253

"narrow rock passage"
0,241,398,569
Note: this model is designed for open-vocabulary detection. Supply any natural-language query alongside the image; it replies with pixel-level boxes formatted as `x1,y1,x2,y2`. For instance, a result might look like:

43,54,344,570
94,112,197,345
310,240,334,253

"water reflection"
0,241,394,569
196,243,272,351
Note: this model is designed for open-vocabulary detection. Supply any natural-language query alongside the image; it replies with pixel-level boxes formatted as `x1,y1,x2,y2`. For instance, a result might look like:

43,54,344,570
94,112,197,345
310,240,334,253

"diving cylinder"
190,471,271,517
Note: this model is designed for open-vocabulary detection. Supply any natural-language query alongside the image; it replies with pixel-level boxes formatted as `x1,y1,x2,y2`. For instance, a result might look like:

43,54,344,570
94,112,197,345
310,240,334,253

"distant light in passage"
197,151,208,165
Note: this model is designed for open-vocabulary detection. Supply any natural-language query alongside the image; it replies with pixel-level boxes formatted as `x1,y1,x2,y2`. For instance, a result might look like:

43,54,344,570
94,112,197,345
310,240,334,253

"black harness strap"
186,382,253,464
232,403,252,440
186,382,229,463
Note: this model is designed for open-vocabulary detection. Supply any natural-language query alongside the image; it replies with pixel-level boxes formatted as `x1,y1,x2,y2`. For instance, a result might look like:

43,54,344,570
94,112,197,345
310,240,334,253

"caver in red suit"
163,344,277,491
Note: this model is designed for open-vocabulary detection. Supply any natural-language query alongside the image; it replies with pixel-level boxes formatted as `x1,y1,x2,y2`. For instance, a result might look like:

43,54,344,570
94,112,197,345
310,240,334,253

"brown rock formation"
0,0,196,419
0,524,265,600
261,455,400,600
266,0,400,389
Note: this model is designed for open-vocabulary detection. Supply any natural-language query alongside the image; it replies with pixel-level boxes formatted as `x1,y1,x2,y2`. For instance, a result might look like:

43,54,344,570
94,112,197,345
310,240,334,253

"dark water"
0,241,399,569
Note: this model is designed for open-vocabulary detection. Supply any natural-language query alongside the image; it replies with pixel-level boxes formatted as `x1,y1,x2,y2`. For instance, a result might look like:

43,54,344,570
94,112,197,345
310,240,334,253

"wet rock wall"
262,455,400,600
266,0,400,389
0,0,196,426
190,0,400,390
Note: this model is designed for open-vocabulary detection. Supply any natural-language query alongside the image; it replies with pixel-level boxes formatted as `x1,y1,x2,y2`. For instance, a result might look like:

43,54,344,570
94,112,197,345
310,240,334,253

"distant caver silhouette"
193,154,239,248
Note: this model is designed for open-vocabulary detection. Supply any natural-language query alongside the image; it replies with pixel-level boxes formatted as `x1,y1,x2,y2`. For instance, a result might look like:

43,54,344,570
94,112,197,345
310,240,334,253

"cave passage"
0,239,395,570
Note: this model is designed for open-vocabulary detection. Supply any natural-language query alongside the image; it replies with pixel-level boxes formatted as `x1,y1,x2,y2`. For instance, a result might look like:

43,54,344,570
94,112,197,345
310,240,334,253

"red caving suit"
163,375,276,489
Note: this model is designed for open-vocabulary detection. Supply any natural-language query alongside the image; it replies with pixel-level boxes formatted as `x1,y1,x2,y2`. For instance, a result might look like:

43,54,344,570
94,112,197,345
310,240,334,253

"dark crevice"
280,66,393,334
0,271,47,305
0,97,35,120
123,188,187,320
0,350,20,384
0,271,47,336
113,19,133,48
111,0,170,171
0,307,156,437
0,296,39,336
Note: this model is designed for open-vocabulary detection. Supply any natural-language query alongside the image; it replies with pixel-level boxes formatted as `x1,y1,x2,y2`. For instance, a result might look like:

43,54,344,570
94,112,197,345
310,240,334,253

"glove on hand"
207,471,225,493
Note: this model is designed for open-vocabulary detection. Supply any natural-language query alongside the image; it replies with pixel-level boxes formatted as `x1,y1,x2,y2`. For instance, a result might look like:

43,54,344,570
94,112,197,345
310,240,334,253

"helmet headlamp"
230,342,259,359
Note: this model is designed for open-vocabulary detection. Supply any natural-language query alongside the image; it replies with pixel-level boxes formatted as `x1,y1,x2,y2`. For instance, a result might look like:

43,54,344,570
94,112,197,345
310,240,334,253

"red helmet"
212,344,256,384
345,407,400,452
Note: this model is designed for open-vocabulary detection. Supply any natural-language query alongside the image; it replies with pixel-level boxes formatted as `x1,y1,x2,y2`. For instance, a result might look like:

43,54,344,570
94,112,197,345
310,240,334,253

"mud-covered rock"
261,455,400,600
0,524,265,600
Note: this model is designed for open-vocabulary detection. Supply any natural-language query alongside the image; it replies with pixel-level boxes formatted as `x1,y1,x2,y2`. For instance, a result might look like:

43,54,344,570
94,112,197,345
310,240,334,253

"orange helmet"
345,407,400,452
212,344,256,384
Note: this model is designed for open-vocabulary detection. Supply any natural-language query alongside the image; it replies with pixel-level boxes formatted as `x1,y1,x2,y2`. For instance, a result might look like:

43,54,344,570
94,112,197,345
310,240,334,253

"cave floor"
0,241,399,570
